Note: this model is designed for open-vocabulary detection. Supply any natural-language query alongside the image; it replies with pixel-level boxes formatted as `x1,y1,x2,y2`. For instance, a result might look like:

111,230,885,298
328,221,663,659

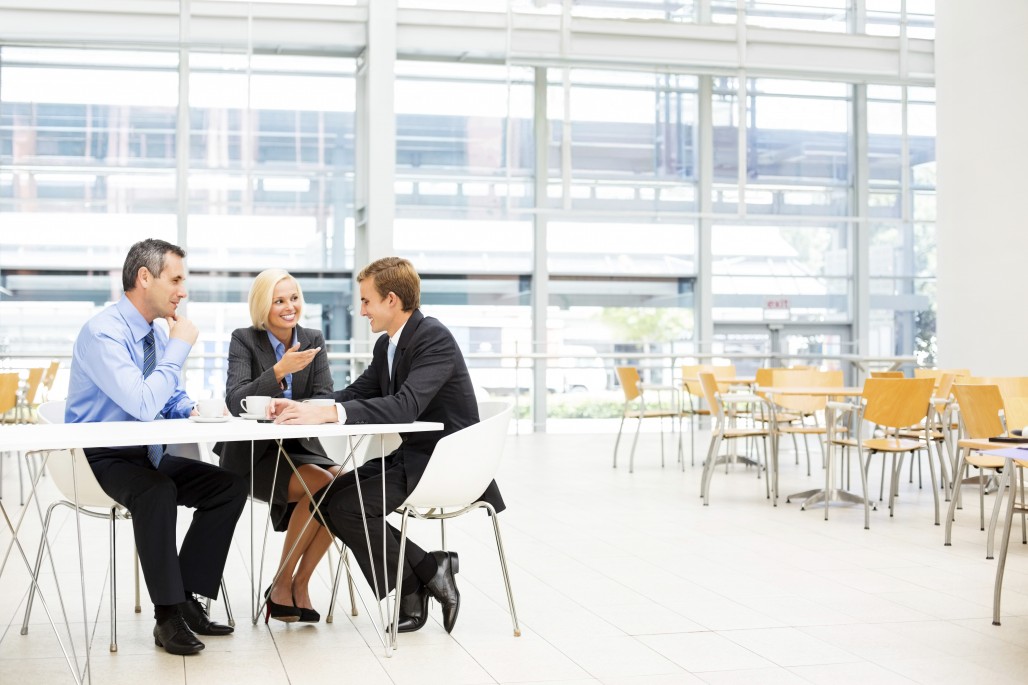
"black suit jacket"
337,309,504,512
215,324,334,473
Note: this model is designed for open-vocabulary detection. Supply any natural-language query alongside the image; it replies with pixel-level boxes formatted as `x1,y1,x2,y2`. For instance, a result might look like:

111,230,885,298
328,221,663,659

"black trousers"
314,454,428,599
86,448,248,606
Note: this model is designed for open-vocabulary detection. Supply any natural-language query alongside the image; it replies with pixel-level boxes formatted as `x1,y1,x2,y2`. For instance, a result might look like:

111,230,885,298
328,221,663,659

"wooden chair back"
952,384,1006,439
0,373,19,415
915,368,972,385
963,377,1028,403
23,367,45,406
698,372,724,421
871,371,904,379
615,366,642,403
1004,397,1028,434
772,369,844,413
40,360,60,401
936,372,958,400
862,377,935,430
682,364,736,399
755,367,807,400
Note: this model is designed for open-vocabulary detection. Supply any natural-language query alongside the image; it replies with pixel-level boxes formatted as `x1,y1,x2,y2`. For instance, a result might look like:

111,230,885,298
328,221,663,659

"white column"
936,1,1028,374
354,0,396,269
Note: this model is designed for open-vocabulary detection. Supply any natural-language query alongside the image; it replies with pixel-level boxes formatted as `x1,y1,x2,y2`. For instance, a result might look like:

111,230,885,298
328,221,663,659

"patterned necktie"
142,328,164,468
387,340,397,380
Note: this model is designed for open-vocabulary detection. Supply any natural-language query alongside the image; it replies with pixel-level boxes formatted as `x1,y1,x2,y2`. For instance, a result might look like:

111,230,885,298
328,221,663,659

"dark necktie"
142,329,164,468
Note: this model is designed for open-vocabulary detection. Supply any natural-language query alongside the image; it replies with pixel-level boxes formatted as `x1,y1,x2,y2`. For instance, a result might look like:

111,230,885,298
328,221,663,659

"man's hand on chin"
270,398,337,424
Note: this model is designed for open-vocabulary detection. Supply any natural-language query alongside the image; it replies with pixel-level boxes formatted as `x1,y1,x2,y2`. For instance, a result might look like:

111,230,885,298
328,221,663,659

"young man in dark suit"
269,256,503,633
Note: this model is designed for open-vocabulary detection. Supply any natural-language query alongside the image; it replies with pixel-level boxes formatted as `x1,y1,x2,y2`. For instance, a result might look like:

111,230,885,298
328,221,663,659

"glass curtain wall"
0,45,357,397
1,2,937,426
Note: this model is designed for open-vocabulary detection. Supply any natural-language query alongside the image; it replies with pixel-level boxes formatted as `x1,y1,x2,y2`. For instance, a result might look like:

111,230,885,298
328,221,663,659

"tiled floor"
4,427,1028,684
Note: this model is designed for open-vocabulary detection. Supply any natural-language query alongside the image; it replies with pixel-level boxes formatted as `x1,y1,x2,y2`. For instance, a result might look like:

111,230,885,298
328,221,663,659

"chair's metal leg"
628,415,642,474
702,433,724,506
134,546,141,612
390,510,411,651
612,414,626,468
221,577,235,627
345,548,358,617
110,510,118,652
327,546,345,624
18,451,24,506
859,446,871,529
944,452,969,546
993,466,1017,625
20,502,59,635
987,473,1007,560
485,504,520,637
928,449,940,526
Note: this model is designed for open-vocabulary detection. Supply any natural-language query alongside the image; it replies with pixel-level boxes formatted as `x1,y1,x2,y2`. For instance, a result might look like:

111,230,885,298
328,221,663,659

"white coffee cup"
303,399,336,407
241,395,272,416
196,398,224,418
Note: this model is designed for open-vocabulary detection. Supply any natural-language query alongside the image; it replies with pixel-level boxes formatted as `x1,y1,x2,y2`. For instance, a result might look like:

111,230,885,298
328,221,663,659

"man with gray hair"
66,238,247,655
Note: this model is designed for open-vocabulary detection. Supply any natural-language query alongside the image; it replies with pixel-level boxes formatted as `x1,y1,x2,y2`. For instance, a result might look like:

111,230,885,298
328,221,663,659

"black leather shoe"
393,586,429,633
424,551,460,633
153,615,205,655
181,596,234,636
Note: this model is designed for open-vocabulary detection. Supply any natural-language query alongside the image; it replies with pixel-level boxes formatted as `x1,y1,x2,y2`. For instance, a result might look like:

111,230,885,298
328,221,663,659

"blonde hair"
249,269,304,330
357,257,420,311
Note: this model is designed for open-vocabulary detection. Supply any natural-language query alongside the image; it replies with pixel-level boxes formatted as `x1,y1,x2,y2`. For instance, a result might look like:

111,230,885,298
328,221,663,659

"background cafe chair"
680,364,736,467
698,372,772,505
612,366,680,474
389,400,519,647
0,372,23,501
769,369,844,478
944,383,1014,549
850,377,938,529
21,401,232,652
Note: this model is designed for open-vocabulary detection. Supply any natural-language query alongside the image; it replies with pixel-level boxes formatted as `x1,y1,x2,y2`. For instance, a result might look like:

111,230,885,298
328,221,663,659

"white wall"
936,1,1028,375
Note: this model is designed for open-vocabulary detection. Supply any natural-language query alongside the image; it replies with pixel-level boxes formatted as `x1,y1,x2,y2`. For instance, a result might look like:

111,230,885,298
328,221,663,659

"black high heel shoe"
264,586,301,623
292,591,321,623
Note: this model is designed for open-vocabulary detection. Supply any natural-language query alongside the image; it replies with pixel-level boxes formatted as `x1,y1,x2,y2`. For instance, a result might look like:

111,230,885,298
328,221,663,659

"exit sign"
763,298,791,321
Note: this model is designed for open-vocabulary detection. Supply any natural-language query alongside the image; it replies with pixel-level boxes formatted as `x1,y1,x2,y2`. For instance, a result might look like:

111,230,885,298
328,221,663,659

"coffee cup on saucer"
241,395,272,416
196,398,224,418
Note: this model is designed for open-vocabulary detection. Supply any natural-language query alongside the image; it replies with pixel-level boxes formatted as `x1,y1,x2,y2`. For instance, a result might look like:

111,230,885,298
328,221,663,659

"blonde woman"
215,269,340,622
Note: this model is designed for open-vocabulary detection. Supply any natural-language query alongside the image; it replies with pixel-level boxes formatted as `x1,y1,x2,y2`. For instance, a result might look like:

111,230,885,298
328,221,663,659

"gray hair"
122,238,186,292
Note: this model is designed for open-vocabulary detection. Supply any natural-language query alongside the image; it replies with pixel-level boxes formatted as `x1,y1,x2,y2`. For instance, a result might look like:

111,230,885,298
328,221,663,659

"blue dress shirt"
266,328,299,399
66,296,194,425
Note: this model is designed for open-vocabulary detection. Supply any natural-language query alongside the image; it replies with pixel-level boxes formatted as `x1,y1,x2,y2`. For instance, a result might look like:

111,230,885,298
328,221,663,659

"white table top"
0,418,443,452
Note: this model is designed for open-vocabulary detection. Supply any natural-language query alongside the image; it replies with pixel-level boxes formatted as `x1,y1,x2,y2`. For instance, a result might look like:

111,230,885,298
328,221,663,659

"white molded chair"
21,401,135,652
389,400,519,645
22,401,232,651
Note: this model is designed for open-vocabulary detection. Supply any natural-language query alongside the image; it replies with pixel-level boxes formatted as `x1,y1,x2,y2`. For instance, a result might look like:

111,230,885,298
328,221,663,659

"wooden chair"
17,367,45,423
1003,396,1028,432
944,384,1010,548
854,377,938,529
914,368,972,386
698,372,771,505
770,369,844,477
612,366,679,473
870,371,905,379
38,360,60,404
0,373,22,501
680,364,736,466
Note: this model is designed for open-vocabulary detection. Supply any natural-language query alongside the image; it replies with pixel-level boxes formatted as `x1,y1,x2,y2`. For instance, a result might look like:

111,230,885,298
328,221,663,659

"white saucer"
189,416,229,423
239,413,267,420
